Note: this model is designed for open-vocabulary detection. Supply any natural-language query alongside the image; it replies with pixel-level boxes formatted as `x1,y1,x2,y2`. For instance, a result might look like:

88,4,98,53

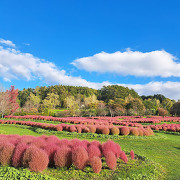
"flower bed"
0,119,154,136
0,135,134,173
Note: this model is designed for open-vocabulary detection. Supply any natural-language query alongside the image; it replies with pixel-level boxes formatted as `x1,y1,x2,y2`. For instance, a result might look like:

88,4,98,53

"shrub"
110,127,120,135
105,151,117,170
120,151,128,163
90,141,102,152
87,145,101,159
56,125,63,131
23,146,49,172
69,126,77,132
30,138,46,148
0,143,15,166
90,156,102,173
146,128,154,136
45,135,61,144
19,135,35,144
43,143,58,166
162,126,168,131
72,146,88,170
76,126,82,133
138,128,144,136
102,140,121,158
54,146,72,168
100,127,110,135
130,150,134,160
120,126,130,136
12,143,29,168
82,140,90,151
88,126,96,133
143,129,150,136
130,128,139,136
158,108,168,116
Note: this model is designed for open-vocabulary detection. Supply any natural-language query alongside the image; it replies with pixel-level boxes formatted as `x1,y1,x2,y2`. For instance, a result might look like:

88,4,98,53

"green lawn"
0,124,179,180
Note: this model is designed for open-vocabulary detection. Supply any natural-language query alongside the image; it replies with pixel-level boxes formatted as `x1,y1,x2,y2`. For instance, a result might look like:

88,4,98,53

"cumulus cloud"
0,43,180,100
119,81,180,101
0,46,110,89
72,49,180,77
0,38,16,47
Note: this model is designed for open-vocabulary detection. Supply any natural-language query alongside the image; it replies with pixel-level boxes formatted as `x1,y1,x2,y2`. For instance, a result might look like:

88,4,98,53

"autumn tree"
6,86,19,115
0,91,10,118
158,108,168,116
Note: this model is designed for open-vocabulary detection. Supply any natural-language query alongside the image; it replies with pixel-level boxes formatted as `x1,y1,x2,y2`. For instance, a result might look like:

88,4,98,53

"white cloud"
119,81,180,101
0,46,109,89
0,38,16,47
72,49,180,77
0,44,180,100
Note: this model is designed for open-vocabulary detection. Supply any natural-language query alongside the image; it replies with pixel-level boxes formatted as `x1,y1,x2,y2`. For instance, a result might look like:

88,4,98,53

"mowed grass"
0,124,179,180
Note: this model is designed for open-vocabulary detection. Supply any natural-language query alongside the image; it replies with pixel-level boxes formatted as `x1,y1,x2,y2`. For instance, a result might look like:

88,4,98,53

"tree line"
0,85,180,117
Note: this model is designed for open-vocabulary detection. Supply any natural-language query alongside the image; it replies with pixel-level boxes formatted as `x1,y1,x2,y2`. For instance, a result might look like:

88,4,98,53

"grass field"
0,124,179,180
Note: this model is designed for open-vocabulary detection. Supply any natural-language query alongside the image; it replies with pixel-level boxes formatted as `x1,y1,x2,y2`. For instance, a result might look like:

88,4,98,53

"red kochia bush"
138,128,144,136
90,156,102,173
0,143,15,166
87,145,101,159
146,128,154,136
72,146,88,170
22,146,49,172
120,151,128,163
56,125,63,131
110,127,120,135
12,143,29,167
69,126,77,132
102,140,121,158
120,126,130,136
43,143,58,166
105,151,117,170
143,129,150,136
88,126,96,133
100,127,110,135
130,150,135,160
54,146,72,168
130,128,139,136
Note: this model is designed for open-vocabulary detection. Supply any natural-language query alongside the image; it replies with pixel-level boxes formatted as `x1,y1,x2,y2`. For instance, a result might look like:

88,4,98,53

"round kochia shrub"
102,140,121,158
90,156,102,174
12,143,29,168
100,126,110,135
110,127,120,135
138,128,144,136
0,134,136,173
120,126,130,136
0,143,15,166
130,128,139,136
130,150,135,160
22,146,49,172
43,143,58,166
72,146,88,170
105,151,117,170
120,151,128,163
54,146,72,168
87,145,101,159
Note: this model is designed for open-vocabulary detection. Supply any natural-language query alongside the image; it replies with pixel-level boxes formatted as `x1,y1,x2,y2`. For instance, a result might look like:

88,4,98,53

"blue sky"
0,0,180,100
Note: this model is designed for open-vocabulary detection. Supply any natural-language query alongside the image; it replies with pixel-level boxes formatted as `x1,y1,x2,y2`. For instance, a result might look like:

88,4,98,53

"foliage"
158,108,168,116
170,101,180,116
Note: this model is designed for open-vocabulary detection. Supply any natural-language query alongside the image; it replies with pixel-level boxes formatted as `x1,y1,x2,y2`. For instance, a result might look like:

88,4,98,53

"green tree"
43,93,59,109
170,101,180,116
162,98,174,112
